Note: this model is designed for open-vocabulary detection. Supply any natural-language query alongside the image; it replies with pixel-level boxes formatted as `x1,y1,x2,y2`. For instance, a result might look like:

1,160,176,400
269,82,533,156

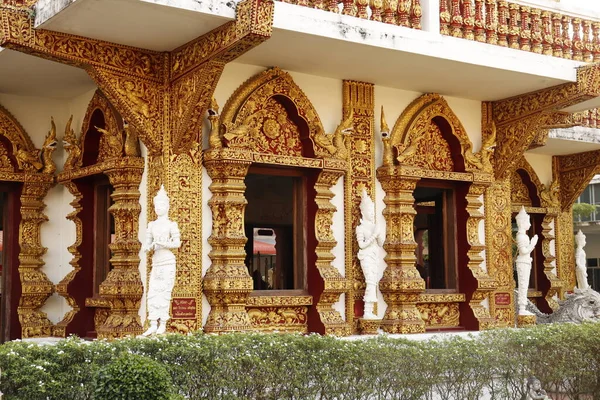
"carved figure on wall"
123,121,141,157
539,179,560,208
142,185,181,336
356,189,385,319
95,126,124,160
41,117,58,174
515,206,538,316
525,377,550,400
313,110,354,159
575,230,589,290
63,115,82,171
15,146,42,171
526,287,600,324
380,106,394,166
464,121,496,173
208,97,222,149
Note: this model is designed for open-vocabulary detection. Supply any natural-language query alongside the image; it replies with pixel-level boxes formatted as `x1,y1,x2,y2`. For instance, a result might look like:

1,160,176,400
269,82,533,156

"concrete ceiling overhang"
0,0,594,101
35,0,236,52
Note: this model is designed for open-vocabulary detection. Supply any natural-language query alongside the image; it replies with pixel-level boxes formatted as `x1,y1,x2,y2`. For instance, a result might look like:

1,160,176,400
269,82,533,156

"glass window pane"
588,258,598,267
580,186,592,204
594,185,600,205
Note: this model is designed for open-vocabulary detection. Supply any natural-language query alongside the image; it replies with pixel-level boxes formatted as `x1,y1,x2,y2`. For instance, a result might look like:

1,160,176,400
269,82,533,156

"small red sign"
494,293,511,306
171,298,196,319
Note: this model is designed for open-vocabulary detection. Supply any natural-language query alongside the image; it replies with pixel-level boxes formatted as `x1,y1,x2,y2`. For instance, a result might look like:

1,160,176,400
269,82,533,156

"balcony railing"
440,0,600,61
278,0,423,29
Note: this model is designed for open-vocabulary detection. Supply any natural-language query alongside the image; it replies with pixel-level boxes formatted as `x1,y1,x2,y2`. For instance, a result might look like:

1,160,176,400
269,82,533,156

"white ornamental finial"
153,185,169,207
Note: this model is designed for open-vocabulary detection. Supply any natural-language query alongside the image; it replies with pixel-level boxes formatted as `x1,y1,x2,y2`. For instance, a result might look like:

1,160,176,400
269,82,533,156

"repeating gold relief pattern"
465,183,497,330
343,80,374,329
203,157,253,333
314,169,351,336
555,150,600,211
247,307,309,333
167,153,202,334
485,178,514,327
556,210,576,292
417,303,460,328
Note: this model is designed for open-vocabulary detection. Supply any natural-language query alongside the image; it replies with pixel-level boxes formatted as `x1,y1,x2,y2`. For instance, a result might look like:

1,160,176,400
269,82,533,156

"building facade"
0,0,600,340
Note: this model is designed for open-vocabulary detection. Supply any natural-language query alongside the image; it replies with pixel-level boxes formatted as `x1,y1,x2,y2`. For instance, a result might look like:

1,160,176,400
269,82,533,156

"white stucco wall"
524,152,554,186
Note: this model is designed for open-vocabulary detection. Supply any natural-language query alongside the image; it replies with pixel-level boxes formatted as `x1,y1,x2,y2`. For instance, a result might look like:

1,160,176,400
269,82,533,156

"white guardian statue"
515,206,538,316
142,185,181,336
575,230,589,290
356,189,385,319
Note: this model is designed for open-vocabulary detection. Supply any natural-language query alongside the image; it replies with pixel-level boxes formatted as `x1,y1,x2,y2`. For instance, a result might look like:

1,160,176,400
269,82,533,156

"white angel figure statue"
356,189,385,319
575,230,589,290
515,206,538,316
142,185,181,336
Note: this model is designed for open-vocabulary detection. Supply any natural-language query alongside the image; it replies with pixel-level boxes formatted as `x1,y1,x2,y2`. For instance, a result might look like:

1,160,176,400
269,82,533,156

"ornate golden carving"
18,178,55,338
203,157,253,333
343,80,374,329
56,92,145,339
166,153,203,333
555,149,600,211
314,169,351,335
52,180,82,337
376,168,424,333
541,214,562,310
247,306,308,333
41,118,57,174
417,302,460,328
485,177,514,327
0,103,55,338
465,183,497,330
555,209,576,293
97,158,145,339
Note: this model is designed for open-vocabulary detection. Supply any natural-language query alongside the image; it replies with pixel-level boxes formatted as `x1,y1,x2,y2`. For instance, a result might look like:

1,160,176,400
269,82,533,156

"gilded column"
484,177,514,327
203,155,253,333
18,178,55,338
377,167,425,333
343,80,375,329
97,158,145,339
465,181,496,330
541,214,561,309
313,169,351,336
555,209,575,295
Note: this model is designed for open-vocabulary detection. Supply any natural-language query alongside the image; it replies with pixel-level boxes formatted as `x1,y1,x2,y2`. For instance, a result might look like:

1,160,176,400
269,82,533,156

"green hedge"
0,323,599,400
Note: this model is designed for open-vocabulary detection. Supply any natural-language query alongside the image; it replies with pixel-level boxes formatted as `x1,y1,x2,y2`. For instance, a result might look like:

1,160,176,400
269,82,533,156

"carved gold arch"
386,94,491,173
219,67,326,157
203,67,350,335
378,93,496,333
510,157,563,310
56,92,144,339
0,103,56,338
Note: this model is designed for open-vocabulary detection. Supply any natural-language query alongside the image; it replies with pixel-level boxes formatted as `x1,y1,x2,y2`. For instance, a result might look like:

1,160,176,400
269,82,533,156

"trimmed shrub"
94,353,173,400
0,323,599,399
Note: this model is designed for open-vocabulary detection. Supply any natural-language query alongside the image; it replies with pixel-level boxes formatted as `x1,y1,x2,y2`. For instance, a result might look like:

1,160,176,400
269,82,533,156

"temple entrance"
244,168,306,291
0,185,21,343
414,181,458,290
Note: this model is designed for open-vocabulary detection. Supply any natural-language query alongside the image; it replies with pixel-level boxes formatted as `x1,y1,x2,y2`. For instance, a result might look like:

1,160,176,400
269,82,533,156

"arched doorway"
55,90,144,339
377,94,497,333
203,67,351,335
0,104,56,341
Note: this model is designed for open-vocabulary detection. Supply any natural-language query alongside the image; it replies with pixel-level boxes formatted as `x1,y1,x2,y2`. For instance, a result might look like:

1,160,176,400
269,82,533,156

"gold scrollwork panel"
485,177,514,327
343,80,374,330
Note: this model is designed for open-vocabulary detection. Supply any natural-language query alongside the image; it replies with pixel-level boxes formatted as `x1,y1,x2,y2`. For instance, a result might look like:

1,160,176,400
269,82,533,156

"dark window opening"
413,184,458,290
244,169,306,291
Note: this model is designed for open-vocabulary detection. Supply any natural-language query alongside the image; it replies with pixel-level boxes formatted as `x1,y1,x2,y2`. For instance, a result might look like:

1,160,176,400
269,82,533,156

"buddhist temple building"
0,0,600,341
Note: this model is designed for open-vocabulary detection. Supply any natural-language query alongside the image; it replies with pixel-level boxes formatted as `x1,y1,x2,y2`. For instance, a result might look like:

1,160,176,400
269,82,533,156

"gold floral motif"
247,306,308,332
485,178,514,327
417,302,460,328
343,80,374,330
166,154,203,332
0,144,14,171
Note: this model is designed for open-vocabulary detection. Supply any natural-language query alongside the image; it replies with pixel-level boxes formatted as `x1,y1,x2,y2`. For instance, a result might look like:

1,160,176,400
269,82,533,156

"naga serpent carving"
525,288,600,324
